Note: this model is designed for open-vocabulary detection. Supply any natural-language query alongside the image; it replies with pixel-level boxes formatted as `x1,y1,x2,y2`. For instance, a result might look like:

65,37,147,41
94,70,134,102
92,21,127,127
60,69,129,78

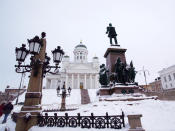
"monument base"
99,85,140,96
104,46,127,73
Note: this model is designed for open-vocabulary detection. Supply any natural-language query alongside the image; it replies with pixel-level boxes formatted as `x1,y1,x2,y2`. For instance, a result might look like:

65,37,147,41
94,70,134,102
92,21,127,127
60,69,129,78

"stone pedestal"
99,85,139,95
127,114,145,131
104,46,127,73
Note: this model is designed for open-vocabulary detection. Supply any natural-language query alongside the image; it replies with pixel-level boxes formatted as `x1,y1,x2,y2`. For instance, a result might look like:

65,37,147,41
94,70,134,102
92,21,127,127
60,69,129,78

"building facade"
149,77,163,92
45,42,100,89
159,65,175,90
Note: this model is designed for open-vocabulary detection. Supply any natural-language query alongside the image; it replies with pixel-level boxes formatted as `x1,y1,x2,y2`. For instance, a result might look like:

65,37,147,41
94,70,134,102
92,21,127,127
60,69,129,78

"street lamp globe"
52,46,64,64
15,44,29,63
28,36,42,55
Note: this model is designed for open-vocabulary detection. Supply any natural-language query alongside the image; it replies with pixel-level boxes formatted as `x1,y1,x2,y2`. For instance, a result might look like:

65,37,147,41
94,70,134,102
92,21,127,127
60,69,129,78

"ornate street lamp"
137,66,150,91
57,82,71,111
15,32,65,131
15,32,64,76
15,44,29,64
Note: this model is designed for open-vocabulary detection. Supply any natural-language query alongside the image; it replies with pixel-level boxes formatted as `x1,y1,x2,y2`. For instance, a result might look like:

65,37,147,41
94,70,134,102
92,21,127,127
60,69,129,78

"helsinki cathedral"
45,41,100,89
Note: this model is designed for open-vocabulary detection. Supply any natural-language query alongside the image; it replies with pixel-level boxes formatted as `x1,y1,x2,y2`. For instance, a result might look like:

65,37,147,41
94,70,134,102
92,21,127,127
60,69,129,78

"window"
77,56,79,59
170,83,173,87
166,84,168,88
80,52,82,60
164,77,167,82
168,75,172,81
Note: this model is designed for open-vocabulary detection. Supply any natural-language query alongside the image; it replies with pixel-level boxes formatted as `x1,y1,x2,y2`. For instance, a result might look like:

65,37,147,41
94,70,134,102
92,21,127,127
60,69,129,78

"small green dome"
64,55,69,58
75,41,87,49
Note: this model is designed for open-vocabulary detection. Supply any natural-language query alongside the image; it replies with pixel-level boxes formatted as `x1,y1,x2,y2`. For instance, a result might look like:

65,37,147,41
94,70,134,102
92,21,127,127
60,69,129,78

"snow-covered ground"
1,89,175,131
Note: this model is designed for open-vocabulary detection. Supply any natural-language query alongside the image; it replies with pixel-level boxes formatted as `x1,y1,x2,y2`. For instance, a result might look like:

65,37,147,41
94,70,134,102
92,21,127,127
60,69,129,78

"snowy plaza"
1,89,175,130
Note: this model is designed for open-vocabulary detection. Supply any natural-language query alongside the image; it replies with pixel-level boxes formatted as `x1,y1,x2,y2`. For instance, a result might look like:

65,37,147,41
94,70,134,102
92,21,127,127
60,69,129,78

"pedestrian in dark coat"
0,103,5,117
2,102,13,124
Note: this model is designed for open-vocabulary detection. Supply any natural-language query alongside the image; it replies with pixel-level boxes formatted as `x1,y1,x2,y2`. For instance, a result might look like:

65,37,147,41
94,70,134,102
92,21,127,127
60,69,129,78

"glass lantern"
52,46,64,64
15,44,29,63
28,36,42,55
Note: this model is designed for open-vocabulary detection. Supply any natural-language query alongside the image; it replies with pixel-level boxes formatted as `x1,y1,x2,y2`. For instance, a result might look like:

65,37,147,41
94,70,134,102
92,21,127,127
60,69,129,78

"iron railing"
37,112,125,129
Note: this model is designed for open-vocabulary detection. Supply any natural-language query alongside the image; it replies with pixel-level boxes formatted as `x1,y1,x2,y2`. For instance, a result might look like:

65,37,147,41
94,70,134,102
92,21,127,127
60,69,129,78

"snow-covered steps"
81,89,90,104
99,93,157,102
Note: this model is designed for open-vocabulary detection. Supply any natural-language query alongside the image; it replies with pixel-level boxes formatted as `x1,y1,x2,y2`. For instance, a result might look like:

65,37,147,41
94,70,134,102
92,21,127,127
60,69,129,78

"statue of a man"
99,64,109,86
106,23,118,45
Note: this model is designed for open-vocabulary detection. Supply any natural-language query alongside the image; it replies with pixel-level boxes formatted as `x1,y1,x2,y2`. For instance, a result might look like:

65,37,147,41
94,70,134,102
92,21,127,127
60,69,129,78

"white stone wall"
159,65,175,90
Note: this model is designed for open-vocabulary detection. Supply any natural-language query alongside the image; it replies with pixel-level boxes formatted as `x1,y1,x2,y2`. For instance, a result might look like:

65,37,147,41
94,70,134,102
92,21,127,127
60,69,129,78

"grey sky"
0,0,175,91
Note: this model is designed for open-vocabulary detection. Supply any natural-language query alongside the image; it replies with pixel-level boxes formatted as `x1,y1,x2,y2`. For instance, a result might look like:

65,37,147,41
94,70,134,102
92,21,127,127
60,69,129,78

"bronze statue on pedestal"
106,23,118,45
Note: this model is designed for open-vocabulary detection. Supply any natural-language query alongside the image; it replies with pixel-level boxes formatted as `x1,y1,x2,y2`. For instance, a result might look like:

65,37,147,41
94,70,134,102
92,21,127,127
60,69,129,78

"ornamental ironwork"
14,32,64,77
37,112,125,129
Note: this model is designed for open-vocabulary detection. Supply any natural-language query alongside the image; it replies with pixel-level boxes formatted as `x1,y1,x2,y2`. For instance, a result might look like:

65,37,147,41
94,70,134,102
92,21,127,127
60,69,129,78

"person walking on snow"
0,102,5,118
2,102,13,124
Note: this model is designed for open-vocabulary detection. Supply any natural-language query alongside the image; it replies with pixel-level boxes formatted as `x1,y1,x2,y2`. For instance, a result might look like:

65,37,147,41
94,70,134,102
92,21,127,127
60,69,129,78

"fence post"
106,112,109,128
37,113,42,126
45,113,48,126
91,113,94,128
54,113,57,127
65,113,68,127
121,111,125,127
77,113,81,127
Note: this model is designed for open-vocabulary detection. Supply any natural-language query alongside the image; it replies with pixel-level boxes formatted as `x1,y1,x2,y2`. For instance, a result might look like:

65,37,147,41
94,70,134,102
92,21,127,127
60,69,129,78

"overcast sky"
0,0,175,91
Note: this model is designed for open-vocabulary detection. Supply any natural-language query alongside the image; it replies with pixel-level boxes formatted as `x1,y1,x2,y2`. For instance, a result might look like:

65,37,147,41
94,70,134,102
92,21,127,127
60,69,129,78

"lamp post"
15,68,25,105
137,66,149,91
57,82,71,111
15,32,64,131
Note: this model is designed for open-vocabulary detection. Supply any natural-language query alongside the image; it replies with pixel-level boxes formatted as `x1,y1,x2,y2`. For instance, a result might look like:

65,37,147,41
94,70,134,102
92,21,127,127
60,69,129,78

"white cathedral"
45,41,100,89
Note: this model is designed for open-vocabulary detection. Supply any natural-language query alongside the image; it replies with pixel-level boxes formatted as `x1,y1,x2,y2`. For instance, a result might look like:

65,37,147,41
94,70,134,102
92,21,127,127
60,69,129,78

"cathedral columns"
95,74,98,88
46,78,50,88
50,79,57,88
66,74,68,88
71,74,74,89
77,74,80,89
84,74,87,89
90,74,92,89
50,79,54,88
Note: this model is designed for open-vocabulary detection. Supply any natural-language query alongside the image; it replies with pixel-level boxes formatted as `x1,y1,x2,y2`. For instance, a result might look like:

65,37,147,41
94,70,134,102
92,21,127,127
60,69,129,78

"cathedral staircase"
81,89,90,104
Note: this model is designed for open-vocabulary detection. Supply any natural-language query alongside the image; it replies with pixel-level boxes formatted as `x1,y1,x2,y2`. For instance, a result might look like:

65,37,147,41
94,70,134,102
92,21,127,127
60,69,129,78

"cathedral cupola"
73,41,88,63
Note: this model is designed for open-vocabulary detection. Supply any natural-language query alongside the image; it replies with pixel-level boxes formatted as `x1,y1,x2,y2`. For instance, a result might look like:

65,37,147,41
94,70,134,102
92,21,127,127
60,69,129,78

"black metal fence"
37,112,125,129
